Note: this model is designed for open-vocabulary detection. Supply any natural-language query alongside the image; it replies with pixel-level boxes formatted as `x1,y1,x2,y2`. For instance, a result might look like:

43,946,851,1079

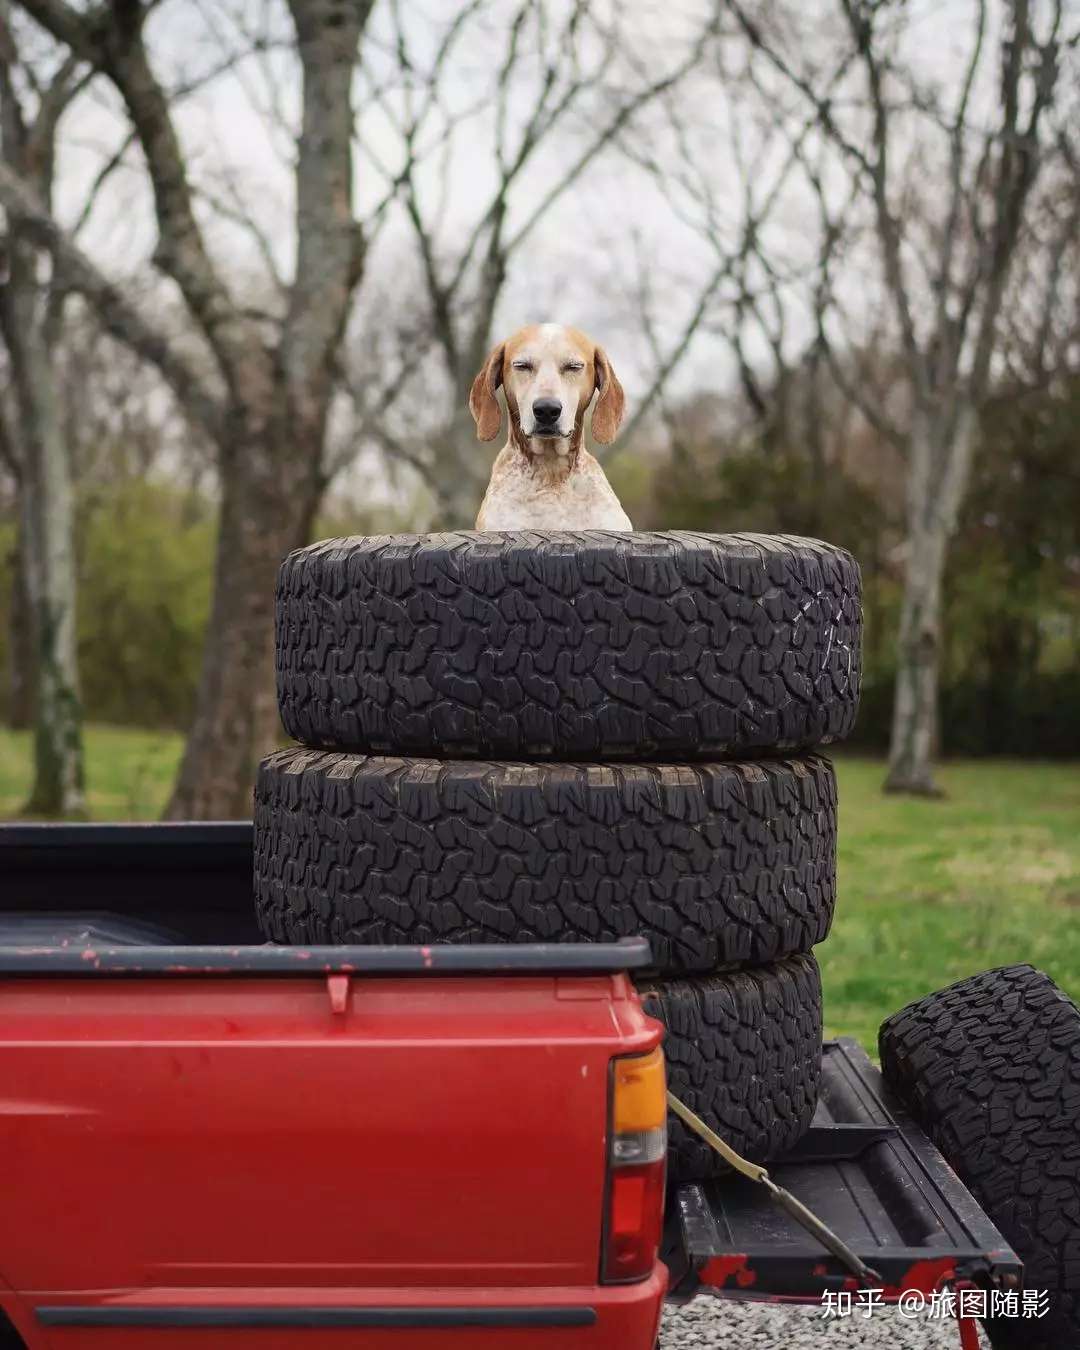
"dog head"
469,323,625,454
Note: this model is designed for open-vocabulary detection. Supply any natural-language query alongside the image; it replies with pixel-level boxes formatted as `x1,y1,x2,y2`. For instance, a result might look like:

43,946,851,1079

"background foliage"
2,482,214,732
2,375,1076,753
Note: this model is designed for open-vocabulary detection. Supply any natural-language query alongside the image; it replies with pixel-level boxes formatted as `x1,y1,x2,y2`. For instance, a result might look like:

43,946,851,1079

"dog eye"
512,361,534,372
563,362,584,373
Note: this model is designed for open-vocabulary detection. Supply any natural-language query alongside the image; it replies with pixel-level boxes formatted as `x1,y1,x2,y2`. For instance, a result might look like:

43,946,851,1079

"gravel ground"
660,1299,989,1347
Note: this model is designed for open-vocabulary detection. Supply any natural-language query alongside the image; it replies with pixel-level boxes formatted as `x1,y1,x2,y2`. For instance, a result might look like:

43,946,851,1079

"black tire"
253,749,837,972
880,966,1080,1350
275,531,861,761
640,955,823,1182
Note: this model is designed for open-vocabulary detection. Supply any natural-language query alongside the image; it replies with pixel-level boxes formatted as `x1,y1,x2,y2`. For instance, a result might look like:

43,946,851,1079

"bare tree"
612,45,848,461
733,0,1073,793
0,1,87,815
349,0,722,523
0,378,33,730
0,0,374,818
996,133,1080,389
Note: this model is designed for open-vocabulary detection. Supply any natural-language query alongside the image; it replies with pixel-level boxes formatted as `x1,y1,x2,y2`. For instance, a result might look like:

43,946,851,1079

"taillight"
602,1046,667,1283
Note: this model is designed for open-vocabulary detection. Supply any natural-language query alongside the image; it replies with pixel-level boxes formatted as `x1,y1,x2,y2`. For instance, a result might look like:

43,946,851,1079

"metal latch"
326,973,350,1014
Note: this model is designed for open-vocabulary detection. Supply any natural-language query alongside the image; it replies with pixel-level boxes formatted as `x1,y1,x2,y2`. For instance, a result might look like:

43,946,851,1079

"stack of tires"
254,531,862,1182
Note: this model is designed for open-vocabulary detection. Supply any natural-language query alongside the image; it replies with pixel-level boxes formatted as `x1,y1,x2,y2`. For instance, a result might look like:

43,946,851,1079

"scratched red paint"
0,967,664,1347
700,1254,756,1288
814,1259,956,1302
957,1313,982,1350
881,1258,956,1298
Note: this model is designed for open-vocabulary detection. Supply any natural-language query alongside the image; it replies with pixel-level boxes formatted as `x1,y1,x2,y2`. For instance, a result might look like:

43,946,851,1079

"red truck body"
0,962,665,1348
0,819,667,1350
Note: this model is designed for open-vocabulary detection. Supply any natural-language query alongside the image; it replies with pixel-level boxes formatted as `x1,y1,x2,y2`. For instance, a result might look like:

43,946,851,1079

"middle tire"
254,748,837,973
641,954,823,1181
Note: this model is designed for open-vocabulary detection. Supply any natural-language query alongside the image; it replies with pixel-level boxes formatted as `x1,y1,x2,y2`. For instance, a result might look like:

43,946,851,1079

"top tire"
276,531,861,761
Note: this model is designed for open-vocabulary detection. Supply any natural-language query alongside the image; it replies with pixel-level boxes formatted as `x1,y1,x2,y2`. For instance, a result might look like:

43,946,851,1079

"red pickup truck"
0,823,1032,1350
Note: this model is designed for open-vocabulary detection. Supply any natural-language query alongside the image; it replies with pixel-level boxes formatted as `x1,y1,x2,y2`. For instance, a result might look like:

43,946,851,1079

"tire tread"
275,530,862,760
640,955,823,1181
880,965,1080,1350
253,749,837,972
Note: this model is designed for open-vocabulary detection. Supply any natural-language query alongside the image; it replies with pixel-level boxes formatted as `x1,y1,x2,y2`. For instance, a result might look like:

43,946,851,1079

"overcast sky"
52,0,823,394
25,0,1064,515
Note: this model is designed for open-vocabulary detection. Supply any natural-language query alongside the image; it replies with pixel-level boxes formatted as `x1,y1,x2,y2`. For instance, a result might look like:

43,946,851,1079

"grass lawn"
0,727,1077,1047
0,724,183,821
825,755,1080,1047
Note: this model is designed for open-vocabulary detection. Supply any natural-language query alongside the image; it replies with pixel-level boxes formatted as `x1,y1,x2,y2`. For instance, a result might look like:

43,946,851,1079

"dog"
471,324,632,530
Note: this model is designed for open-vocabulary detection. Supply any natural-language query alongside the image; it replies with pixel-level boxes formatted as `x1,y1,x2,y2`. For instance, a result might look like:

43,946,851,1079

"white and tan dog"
471,323,632,530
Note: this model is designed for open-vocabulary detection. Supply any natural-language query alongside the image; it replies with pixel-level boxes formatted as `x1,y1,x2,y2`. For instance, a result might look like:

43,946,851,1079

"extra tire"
275,531,861,761
253,749,837,972
880,966,1080,1350
640,955,823,1182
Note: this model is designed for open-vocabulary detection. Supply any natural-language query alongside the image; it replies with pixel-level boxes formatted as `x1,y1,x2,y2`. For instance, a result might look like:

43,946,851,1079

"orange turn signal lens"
612,1047,666,1135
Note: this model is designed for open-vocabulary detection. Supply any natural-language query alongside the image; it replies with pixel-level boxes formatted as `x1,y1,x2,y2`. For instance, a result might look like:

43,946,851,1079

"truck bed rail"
0,935,653,976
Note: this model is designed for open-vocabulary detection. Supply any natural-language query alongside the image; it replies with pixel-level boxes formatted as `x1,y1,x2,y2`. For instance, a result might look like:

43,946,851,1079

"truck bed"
669,1038,1022,1304
0,821,260,944
0,822,1022,1346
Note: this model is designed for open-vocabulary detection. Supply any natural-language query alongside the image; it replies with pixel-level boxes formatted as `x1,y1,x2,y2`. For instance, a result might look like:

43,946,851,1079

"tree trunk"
0,241,85,818
884,406,975,796
884,522,947,795
22,346,84,819
437,451,492,529
433,393,503,529
0,0,371,822
5,523,34,730
163,409,320,820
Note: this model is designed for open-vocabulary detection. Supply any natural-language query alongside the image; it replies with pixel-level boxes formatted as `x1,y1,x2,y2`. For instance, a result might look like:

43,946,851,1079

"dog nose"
532,398,562,426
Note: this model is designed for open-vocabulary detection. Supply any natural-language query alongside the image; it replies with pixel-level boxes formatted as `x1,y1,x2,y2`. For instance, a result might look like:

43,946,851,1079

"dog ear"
591,345,625,445
468,343,505,442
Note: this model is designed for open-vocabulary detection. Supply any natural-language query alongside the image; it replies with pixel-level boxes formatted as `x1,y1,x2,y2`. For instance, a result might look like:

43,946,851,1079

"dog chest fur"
476,444,631,530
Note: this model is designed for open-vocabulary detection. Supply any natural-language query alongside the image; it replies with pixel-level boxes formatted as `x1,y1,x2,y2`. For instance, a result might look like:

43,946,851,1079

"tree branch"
281,0,370,437
505,12,721,256
13,0,97,60
0,377,21,479
0,159,223,439
968,0,1063,397
838,0,922,381
20,0,254,391
620,251,733,446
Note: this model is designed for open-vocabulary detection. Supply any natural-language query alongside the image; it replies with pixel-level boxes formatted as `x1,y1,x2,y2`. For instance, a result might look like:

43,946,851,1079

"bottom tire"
880,966,1080,1350
639,954,822,1183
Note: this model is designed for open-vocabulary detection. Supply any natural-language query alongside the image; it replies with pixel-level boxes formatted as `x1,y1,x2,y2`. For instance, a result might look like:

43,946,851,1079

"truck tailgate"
0,949,663,1346
669,1038,1021,1302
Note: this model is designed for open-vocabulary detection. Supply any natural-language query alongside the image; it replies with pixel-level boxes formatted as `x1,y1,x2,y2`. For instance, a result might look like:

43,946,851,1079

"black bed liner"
668,1037,1022,1302
0,822,258,943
